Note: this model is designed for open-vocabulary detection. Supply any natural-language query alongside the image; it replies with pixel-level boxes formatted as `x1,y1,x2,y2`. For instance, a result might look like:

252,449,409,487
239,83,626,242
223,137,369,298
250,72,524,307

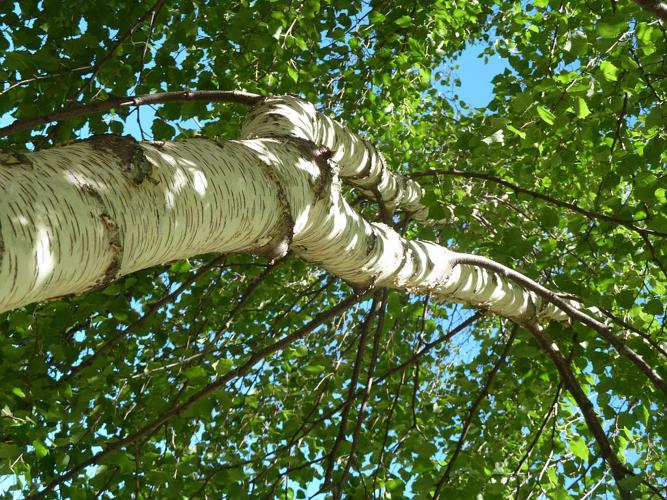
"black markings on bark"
87,134,155,185
346,139,376,181
0,152,33,168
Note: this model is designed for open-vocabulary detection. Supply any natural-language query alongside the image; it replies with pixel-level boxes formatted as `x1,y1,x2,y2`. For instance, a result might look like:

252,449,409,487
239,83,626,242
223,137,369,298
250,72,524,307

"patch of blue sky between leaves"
440,42,510,114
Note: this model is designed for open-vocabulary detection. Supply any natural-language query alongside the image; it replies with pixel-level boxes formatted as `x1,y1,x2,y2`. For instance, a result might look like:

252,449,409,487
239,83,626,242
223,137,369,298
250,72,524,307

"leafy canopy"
0,0,666,498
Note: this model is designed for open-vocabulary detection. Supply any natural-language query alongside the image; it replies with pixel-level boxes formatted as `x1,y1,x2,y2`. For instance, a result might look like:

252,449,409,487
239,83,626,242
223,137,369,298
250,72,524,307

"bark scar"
0,152,33,168
99,213,123,285
277,136,339,201
77,182,124,288
253,157,295,260
87,134,156,185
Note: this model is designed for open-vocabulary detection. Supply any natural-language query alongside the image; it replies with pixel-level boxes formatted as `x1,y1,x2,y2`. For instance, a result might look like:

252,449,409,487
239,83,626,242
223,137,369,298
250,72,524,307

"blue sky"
450,43,508,109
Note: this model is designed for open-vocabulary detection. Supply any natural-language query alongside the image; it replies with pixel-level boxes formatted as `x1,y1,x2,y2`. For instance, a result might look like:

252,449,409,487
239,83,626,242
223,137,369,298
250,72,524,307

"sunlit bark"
0,97,568,323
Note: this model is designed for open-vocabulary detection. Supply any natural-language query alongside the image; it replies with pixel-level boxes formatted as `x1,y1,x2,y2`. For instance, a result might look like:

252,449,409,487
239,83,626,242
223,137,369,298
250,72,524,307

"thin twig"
27,290,370,499
0,66,94,97
336,290,389,498
64,254,227,380
610,93,629,154
75,0,168,102
513,337,577,496
433,324,518,497
324,292,383,490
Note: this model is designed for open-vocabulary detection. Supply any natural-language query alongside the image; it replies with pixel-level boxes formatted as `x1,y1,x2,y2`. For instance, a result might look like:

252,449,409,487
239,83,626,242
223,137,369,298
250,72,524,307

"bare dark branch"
0,90,263,137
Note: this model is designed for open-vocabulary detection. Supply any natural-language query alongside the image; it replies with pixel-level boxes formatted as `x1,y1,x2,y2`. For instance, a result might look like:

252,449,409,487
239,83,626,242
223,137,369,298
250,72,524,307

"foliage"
0,0,666,497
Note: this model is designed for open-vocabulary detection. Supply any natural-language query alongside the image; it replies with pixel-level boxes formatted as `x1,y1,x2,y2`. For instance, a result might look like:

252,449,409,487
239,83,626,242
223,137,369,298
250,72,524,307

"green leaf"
11,387,26,398
540,208,559,228
567,29,588,56
33,440,49,459
618,475,643,491
170,260,191,273
394,15,412,28
536,106,555,125
0,444,21,459
184,366,208,382
506,125,526,139
597,22,626,39
575,97,591,119
369,11,385,24
294,37,308,51
571,438,589,462
599,61,619,81
211,358,234,372
152,120,176,140
287,66,299,83
644,299,663,316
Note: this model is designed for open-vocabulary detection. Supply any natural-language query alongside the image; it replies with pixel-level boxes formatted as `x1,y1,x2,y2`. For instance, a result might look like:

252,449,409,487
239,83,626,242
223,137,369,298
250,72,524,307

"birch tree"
0,0,666,498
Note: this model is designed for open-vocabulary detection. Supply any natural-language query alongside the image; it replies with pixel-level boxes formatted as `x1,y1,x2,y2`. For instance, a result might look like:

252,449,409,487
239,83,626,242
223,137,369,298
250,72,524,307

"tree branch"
63,254,227,380
75,0,168,102
290,313,483,456
336,290,389,498
513,338,577,495
27,289,370,499
634,0,667,21
453,253,667,397
324,292,383,490
522,322,631,500
371,371,406,494
0,65,94,97
611,93,629,154
0,90,263,137
409,169,667,238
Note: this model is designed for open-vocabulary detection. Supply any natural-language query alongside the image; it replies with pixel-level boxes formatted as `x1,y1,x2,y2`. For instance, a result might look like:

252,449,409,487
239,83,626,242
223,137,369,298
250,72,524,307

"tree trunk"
0,96,567,324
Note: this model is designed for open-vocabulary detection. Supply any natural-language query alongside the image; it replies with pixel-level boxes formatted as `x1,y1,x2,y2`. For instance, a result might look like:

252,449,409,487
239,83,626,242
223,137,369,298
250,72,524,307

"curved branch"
410,169,667,239
0,90,263,137
241,95,430,218
453,253,667,397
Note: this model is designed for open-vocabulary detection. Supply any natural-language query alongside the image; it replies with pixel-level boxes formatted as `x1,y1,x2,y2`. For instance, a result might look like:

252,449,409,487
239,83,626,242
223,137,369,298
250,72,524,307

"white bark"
241,95,429,219
0,97,568,323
